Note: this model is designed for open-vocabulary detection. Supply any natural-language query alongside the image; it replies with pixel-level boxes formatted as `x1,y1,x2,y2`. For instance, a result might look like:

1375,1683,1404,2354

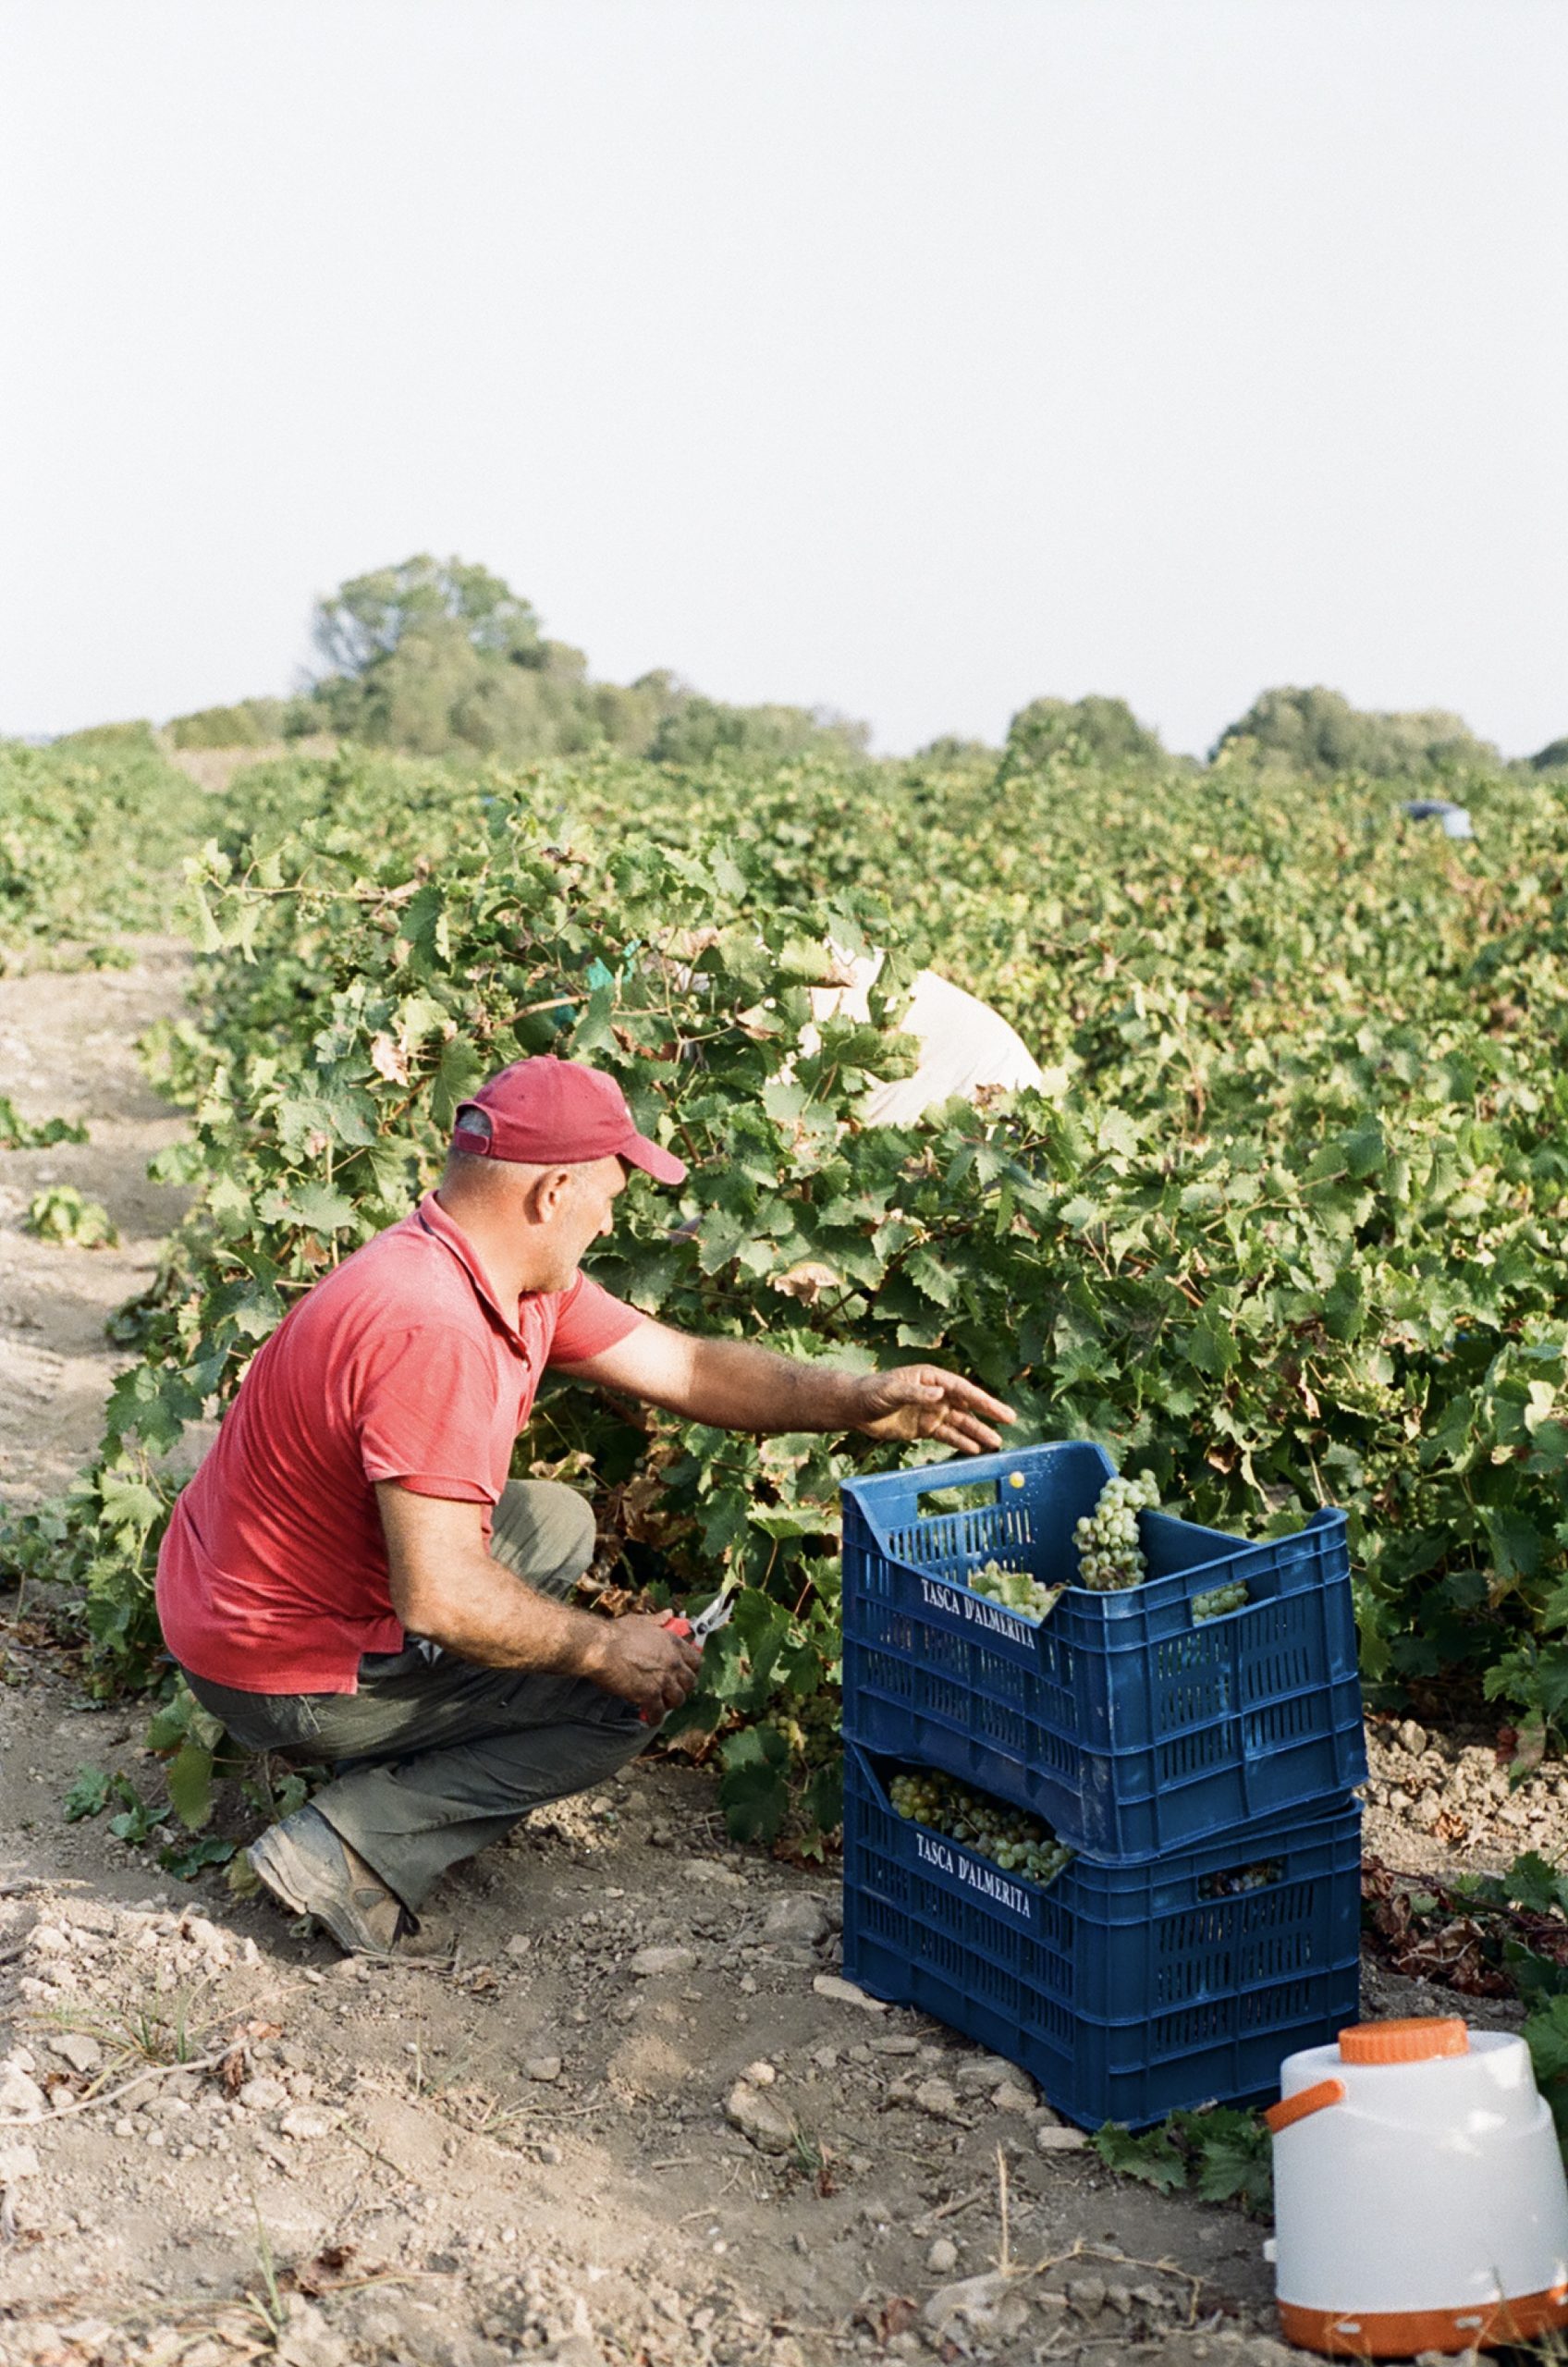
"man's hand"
375,1485,701,1711
578,1614,704,1718
851,1365,1016,1454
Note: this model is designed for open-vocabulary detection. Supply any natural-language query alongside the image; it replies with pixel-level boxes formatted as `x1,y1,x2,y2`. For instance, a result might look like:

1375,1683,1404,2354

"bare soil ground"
165,742,335,798
0,948,1560,2367
0,942,191,1509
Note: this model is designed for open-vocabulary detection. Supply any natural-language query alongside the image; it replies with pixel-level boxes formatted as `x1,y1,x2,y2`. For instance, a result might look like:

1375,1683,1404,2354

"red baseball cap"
452,1056,687,1186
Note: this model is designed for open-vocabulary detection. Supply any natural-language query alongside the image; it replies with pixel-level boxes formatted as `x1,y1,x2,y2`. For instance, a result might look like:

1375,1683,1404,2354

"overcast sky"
2,0,1564,757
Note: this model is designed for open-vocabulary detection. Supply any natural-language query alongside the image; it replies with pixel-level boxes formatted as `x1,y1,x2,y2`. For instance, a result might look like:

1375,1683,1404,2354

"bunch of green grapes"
969,1558,1062,1624
1192,1579,1251,1624
1073,1470,1160,1591
888,1767,1073,1888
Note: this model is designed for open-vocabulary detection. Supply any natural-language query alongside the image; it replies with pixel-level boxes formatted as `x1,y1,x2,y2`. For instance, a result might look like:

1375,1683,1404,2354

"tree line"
56,552,1568,782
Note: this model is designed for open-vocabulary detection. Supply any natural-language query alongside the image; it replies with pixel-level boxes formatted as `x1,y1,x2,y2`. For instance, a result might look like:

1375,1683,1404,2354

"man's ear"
528,1166,576,1222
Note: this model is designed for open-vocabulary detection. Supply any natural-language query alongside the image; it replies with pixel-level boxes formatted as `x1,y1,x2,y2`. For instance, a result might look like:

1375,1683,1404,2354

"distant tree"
166,697,288,750
587,671,687,754
312,556,545,681
913,734,997,765
1000,695,1164,772
647,697,744,765
630,669,685,706
540,640,590,682
647,696,870,767
141,556,874,768
304,557,713,761
51,719,160,754
1530,737,1568,773
308,556,565,755
1212,685,1498,779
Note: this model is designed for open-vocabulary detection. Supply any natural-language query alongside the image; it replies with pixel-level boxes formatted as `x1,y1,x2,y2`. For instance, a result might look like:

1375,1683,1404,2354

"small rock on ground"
725,2079,797,2155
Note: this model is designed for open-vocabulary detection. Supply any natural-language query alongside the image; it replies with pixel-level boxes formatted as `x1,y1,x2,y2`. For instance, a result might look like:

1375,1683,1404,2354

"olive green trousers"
182,1480,646,1910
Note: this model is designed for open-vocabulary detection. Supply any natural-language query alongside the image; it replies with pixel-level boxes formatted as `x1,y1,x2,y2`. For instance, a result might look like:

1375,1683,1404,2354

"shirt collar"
412,1191,521,1343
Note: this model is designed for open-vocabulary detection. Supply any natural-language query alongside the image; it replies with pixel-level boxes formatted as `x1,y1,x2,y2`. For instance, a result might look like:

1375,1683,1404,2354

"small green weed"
1091,2106,1273,2214
161,1834,238,1882
63,1763,116,1821
226,1851,262,1898
1525,1994,1568,2149
25,1184,117,1246
245,2200,288,2341
47,1983,215,2071
61,1762,165,1842
241,1757,313,1826
0,1095,87,1149
108,1786,171,1846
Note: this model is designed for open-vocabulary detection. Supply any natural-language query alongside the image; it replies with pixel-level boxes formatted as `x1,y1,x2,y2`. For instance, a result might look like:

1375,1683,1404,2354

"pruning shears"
665,1581,739,1649
642,1582,738,1722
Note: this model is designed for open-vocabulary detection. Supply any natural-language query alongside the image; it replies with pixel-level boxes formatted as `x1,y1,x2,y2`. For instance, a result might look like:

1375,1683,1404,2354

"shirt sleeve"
356,1325,501,1502
547,1271,645,1367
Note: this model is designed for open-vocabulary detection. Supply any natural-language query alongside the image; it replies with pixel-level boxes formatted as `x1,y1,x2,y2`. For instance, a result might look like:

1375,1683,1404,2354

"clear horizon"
3,0,1565,760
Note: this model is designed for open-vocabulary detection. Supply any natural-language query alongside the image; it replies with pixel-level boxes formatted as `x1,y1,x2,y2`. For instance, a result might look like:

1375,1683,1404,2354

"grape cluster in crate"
888,1765,1073,1887
839,1441,1367,2128
968,1559,1060,1624
1073,1467,1160,1589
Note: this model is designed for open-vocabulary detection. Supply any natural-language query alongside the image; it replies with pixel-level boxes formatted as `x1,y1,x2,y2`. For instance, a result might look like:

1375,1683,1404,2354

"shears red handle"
641,1582,738,1721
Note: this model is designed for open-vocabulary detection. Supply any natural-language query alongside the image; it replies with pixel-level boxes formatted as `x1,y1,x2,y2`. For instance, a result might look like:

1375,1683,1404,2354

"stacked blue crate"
839,1441,1366,2130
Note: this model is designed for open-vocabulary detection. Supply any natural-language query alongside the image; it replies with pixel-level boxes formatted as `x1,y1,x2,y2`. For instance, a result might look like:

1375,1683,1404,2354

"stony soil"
0,947,1562,2367
1362,1714,1568,1873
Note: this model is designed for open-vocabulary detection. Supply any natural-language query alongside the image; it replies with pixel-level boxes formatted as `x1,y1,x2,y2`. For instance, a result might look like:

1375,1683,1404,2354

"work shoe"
247,1805,417,1955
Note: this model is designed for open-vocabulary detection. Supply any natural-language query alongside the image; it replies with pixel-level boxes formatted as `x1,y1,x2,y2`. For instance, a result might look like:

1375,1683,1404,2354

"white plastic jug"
1266,2017,1568,2356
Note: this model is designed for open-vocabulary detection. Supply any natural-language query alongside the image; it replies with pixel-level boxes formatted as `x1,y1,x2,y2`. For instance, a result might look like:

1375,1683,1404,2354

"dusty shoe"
247,1805,416,1955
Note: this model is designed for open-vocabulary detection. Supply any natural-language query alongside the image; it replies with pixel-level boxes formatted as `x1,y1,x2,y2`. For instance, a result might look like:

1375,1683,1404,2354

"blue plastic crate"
841,1441,1366,1862
841,1743,1362,2130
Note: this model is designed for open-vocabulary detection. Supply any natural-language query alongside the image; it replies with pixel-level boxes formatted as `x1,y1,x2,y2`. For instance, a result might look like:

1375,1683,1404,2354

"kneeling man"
156,1056,1011,1951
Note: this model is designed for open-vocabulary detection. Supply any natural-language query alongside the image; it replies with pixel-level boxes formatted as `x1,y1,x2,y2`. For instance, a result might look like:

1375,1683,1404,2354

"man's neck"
433,1187,548,1313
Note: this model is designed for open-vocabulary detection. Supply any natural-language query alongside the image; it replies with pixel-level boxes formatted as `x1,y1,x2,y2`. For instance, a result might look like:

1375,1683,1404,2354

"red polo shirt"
154,1193,643,1694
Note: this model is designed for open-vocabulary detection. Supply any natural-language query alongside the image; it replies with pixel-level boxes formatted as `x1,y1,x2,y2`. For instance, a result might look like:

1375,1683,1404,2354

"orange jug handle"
1265,2077,1347,2135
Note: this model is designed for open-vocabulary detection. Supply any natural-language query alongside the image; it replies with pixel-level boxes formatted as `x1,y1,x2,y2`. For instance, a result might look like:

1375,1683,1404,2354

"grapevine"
11,724,1568,1839
1074,1470,1160,1591
889,1766,1073,1888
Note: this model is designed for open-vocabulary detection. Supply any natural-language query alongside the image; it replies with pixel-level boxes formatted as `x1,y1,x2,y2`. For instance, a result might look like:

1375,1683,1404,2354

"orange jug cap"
1338,2017,1470,2065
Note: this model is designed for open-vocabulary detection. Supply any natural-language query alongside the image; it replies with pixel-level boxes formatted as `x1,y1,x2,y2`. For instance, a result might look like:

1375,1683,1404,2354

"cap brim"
619,1132,687,1187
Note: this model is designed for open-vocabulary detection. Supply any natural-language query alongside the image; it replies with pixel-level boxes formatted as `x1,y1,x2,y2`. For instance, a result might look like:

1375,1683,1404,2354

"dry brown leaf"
772,1261,839,1306
369,1033,410,1085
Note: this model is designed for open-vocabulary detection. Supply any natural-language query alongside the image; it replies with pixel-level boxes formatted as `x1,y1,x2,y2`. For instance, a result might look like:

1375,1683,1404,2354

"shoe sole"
247,1825,400,1956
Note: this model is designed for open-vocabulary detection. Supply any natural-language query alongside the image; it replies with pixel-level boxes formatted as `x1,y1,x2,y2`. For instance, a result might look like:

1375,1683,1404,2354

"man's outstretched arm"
374,1484,701,1716
555,1320,1015,1454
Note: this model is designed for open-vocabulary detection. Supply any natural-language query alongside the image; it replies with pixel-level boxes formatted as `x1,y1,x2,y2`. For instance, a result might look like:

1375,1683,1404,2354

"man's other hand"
581,1613,704,1717
852,1366,1016,1454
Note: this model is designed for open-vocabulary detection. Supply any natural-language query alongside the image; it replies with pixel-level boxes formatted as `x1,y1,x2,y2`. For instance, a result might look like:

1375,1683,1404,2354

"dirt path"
0,949,1558,2367
0,941,191,1510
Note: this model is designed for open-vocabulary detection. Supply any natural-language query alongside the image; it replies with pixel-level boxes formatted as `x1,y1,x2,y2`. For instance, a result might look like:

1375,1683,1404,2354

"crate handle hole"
1197,1857,1284,1900
917,1478,1001,1517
